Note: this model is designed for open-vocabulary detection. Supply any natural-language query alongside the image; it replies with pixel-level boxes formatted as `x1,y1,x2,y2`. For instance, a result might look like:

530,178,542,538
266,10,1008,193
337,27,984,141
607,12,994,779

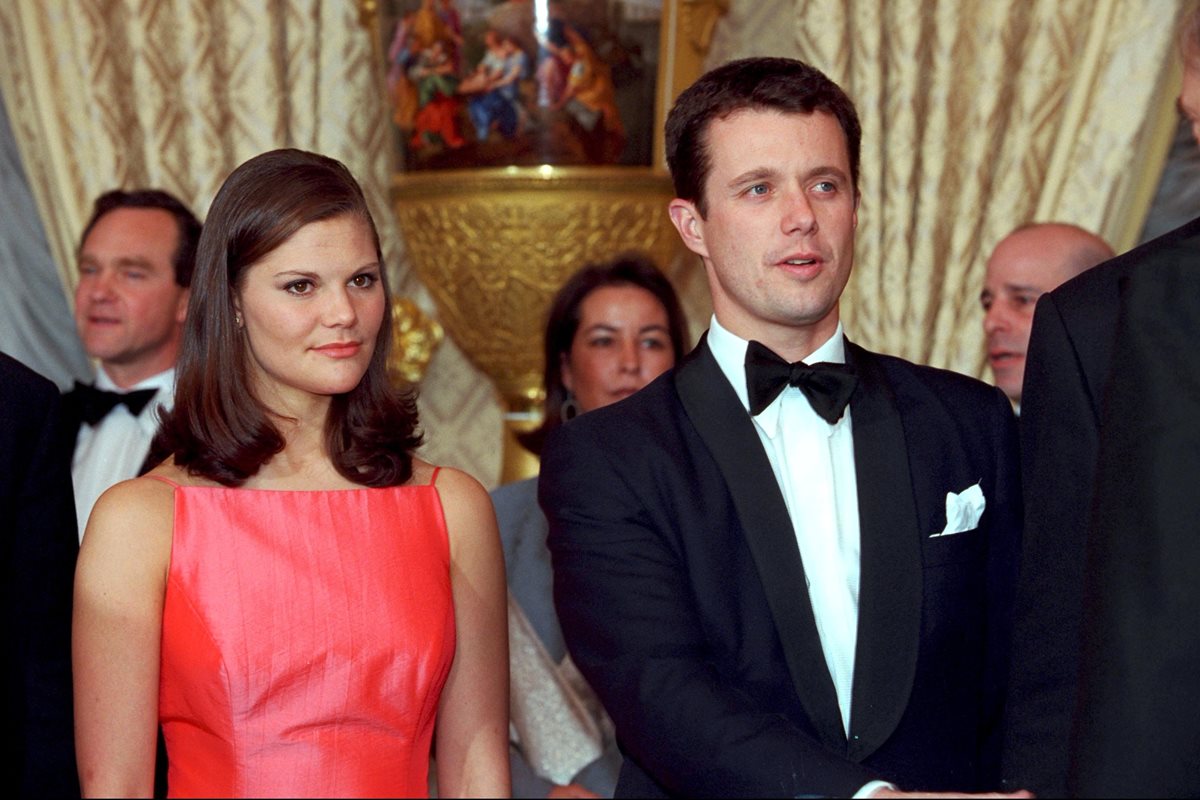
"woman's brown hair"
153,148,421,486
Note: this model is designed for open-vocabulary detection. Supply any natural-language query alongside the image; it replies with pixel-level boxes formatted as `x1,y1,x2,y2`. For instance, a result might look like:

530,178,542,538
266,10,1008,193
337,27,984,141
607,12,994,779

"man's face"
981,231,1082,403
74,207,188,387
668,109,858,356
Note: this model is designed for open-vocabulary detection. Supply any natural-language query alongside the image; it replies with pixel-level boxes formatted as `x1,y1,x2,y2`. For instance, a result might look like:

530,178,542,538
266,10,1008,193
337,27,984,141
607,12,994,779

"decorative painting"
380,0,661,170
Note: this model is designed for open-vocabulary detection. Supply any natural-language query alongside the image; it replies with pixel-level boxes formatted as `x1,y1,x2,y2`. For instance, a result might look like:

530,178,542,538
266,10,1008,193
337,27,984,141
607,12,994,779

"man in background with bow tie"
61,189,201,540
540,57,1026,798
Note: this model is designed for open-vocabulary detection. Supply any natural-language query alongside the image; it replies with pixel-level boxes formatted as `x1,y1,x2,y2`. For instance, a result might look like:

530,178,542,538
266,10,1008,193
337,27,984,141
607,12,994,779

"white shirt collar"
95,365,176,394
707,314,846,435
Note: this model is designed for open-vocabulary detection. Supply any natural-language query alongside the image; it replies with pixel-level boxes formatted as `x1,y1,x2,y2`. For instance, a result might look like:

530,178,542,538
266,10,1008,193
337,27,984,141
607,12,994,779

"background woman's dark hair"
520,252,689,455
153,148,421,486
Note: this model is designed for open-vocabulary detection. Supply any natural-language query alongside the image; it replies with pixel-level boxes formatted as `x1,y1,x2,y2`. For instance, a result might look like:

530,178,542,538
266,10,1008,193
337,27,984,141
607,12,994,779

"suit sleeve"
6,381,80,796
1001,292,1099,796
541,423,878,798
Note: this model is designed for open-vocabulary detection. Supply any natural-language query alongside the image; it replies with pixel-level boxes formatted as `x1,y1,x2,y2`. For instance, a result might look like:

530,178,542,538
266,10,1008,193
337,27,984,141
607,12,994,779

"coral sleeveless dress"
153,475,455,798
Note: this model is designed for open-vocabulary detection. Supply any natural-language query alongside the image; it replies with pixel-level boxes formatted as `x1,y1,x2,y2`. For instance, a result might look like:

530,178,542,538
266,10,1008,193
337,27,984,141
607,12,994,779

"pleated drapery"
706,0,1182,377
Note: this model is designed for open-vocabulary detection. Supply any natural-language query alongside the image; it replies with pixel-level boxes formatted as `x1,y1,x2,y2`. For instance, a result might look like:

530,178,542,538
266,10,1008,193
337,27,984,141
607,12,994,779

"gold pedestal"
393,166,682,483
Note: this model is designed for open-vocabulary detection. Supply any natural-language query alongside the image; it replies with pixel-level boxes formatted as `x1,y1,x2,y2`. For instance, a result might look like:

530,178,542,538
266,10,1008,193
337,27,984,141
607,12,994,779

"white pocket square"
930,482,985,537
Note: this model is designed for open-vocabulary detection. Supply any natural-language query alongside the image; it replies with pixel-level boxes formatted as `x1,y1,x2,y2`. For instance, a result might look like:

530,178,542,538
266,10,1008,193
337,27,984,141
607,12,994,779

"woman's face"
561,284,676,414
236,214,384,412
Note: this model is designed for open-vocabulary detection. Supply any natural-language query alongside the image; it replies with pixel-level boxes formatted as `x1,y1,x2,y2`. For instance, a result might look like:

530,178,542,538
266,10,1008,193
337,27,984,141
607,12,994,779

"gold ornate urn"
393,166,682,480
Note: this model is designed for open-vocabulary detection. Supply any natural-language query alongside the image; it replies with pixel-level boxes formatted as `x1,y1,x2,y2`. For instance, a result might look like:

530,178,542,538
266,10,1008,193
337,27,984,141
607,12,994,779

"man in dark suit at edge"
1002,6,1200,796
1000,220,1200,798
540,57,1030,798
0,352,80,796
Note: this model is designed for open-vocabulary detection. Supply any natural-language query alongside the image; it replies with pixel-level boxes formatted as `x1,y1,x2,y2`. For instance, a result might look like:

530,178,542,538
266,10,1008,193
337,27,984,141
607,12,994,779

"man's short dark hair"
78,189,202,287
665,57,862,216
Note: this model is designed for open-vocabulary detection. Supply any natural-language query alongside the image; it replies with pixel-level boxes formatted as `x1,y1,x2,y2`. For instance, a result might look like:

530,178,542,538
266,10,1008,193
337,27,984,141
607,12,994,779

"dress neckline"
144,466,442,492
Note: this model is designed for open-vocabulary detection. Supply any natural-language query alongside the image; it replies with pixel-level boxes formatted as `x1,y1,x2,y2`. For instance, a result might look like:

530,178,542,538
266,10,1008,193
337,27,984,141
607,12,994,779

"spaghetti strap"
429,466,442,486
144,474,181,489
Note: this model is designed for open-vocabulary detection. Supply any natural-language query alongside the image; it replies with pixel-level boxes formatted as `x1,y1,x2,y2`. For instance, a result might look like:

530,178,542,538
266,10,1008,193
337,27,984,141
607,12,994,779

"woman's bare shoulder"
92,475,174,518
419,463,497,552
83,471,177,559
422,462,489,504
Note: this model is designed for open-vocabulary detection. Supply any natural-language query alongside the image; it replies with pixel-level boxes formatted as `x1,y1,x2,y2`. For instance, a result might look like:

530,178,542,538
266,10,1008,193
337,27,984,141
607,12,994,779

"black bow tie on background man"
72,382,158,426
744,340,859,423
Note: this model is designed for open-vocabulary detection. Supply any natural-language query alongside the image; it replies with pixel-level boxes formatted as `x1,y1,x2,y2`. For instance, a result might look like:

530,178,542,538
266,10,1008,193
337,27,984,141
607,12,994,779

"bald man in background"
980,223,1114,409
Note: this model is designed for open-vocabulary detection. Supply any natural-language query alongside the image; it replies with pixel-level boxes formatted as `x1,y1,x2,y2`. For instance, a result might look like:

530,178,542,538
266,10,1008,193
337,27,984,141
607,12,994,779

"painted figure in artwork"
555,26,625,162
387,11,419,131
463,29,529,143
409,39,466,151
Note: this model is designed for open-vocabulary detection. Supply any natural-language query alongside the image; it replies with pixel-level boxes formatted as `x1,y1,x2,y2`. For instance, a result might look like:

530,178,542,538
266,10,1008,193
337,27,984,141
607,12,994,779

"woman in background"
493,253,689,798
73,148,509,798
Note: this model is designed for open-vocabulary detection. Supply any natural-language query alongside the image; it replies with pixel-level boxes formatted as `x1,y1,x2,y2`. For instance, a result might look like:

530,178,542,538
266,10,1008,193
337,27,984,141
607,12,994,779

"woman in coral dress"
72,148,509,798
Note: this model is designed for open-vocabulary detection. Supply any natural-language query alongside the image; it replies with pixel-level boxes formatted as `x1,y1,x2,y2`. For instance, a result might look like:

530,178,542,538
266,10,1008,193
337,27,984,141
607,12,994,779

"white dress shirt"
708,316,862,735
72,366,175,540
709,318,896,798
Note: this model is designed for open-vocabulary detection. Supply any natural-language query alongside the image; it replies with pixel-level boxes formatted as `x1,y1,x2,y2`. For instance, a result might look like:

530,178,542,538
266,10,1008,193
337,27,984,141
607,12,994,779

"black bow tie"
73,382,158,426
744,340,858,423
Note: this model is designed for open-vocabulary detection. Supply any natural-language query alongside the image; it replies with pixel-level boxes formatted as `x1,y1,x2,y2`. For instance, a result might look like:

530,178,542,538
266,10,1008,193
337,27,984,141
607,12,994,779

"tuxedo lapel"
675,338,847,752
843,342,922,761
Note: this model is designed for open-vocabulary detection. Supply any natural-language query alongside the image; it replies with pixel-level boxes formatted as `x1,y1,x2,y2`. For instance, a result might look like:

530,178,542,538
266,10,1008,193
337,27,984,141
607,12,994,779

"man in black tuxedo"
0,352,80,796
540,57,1026,798
1002,10,1200,796
61,189,200,539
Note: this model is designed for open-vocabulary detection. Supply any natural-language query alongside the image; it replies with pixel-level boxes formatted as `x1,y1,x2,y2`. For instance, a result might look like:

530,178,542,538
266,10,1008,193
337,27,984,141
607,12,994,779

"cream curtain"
0,91,93,389
0,0,501,481
706,0,1183,377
